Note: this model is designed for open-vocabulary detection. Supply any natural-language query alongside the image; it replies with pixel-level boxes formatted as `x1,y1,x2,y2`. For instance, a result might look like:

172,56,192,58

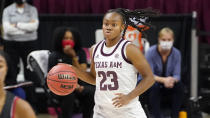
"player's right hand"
112,93,131,108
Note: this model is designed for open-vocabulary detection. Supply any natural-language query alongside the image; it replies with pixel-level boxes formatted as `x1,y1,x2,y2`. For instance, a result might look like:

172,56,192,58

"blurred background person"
146,27,184,118
1,0,39,112
1,23,26,100
0,50,36,118
48,26,95,118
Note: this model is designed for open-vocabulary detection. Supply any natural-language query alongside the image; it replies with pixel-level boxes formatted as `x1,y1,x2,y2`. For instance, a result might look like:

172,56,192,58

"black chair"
27,50,61,115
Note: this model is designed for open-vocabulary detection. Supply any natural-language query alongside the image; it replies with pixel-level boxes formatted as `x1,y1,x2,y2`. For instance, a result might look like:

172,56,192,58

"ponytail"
105,8,159,37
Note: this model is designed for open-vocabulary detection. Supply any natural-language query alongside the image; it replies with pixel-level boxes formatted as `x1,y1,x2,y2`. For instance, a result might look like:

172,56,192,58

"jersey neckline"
101,39,124,56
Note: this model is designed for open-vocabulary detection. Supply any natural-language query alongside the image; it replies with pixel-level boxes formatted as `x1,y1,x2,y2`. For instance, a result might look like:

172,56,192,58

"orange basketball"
47,63,78,96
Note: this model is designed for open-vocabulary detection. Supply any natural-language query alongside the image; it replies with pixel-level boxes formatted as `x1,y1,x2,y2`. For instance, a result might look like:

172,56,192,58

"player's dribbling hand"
112,93,131,108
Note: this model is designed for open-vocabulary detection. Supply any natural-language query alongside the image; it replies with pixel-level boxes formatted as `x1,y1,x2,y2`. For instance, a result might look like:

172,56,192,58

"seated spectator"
146,27,184,118
48,26,95,118
0,50,36,118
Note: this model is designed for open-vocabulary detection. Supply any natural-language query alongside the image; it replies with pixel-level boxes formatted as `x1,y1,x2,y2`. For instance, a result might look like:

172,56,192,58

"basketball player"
0,50,36,118
72,8,157,118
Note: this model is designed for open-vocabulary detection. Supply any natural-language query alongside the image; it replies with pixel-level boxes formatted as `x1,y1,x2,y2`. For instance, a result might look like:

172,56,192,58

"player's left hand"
112,93,131,108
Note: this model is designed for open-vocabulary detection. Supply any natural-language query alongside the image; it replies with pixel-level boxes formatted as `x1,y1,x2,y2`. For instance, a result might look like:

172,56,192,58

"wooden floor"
36,113,210,118
37,114,53,118
37,114,51,118
37,113,83,118
203,112,210,118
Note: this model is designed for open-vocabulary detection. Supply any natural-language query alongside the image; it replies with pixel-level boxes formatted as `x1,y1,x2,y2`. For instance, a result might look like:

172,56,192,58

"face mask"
159,41,173,50
14,0,25,5
62,40,75,48
17,8,24,14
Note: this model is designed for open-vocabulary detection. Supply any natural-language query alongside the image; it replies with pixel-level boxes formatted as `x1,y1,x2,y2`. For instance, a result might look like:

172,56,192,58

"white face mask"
159,41,173,50
17,8,24,14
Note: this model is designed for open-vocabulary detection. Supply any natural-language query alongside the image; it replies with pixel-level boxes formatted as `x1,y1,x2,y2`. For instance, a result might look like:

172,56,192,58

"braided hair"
105,8,159,38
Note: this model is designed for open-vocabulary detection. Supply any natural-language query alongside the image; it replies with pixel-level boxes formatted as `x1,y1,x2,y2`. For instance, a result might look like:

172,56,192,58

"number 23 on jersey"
98,71,119,91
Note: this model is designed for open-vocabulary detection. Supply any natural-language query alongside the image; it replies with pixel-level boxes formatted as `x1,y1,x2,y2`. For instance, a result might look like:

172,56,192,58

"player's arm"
126,44,154,100
72,46,96,85
15,98,36,118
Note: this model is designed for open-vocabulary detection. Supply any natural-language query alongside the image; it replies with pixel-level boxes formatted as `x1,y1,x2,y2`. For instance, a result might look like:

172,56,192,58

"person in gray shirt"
2,0,39,111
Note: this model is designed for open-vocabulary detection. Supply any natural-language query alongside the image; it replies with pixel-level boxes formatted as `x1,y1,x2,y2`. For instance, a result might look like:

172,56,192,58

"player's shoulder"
90,40,104,55
125,41,143,57
125,42,137,50
121,39,132,44
92,40,104,50
16,97,34,112
16,98,36,118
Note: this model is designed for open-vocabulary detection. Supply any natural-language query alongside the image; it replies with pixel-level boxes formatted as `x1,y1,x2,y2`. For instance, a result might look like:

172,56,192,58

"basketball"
47,63,78,96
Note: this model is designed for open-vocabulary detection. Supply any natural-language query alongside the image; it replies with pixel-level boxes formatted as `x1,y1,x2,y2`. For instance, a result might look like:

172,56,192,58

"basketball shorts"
93,103,147,118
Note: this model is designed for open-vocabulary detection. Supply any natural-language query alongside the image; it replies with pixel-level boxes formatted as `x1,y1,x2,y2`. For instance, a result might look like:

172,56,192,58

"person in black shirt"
48,27,95,118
